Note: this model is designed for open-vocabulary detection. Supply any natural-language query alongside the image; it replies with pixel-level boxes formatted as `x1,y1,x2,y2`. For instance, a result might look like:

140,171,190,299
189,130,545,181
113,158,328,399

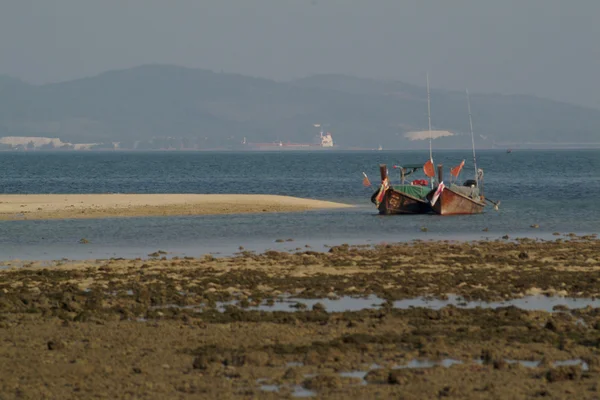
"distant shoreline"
0,194,353,221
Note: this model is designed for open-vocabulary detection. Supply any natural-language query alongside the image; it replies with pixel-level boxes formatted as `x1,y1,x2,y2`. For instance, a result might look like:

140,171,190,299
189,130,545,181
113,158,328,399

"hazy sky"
2,0,599,109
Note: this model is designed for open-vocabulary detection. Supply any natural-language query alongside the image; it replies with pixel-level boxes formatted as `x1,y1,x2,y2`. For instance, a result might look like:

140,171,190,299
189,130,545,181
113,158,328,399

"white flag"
430,182,445,206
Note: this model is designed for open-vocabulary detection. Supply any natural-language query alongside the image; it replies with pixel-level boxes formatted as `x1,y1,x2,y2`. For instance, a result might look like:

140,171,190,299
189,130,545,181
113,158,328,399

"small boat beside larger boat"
372,159,487,216
371,163,432,214
425,89,488,215
370,73,437,215
368,85,497,216
426,163,486,215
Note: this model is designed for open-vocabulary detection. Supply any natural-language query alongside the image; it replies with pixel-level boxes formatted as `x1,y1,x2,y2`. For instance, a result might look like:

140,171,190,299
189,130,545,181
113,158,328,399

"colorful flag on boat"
375,178,389,205
430,182,445,206
450,159,465,178
362,172,371,187
423,159,435,178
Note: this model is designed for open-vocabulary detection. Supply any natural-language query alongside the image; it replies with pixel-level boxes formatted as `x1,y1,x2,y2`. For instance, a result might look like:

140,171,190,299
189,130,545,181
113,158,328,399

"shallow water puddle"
395,295,600,313
259,384,279,392
256,382,316,397
147,294,600,316
291,386,317,398
257,358,588,395
476,358,589,371
286,361,304,367
338,370,369,384
233,295,385,312
337,358,589,383
398,358,589,370
221,294,600,313
395,358,464,369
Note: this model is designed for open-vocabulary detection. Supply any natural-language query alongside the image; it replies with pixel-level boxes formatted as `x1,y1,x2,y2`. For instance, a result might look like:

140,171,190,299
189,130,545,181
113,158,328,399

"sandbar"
0,193,352,220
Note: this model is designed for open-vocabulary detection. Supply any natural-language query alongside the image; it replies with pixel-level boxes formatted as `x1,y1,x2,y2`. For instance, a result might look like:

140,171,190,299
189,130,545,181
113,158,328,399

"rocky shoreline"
1,236,599,398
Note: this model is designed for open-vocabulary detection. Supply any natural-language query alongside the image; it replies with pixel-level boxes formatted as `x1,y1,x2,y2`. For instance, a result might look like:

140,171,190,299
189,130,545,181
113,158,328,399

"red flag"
362,172,371,187
450,160,465,178
423,159,435,178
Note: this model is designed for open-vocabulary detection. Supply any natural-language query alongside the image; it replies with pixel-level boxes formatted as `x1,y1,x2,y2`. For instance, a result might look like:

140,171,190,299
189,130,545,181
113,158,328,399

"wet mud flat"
1,236,600,399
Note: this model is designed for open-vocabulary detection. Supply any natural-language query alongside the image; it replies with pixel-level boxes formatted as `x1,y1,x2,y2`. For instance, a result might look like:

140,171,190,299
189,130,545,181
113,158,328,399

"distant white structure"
0,136,65,147
0,136,103,150
404,130,454,141
320,132,334,147
314,123,334,147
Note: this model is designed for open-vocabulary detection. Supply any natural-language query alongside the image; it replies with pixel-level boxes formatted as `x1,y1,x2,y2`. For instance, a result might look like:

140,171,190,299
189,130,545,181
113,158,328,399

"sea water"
0,149,598,260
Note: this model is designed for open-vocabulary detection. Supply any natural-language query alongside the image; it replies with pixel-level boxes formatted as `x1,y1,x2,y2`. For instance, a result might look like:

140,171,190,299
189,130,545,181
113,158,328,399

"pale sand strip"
0,194,353,220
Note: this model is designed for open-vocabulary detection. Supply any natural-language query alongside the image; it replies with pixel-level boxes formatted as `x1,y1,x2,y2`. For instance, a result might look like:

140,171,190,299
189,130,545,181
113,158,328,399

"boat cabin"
393,164,431,186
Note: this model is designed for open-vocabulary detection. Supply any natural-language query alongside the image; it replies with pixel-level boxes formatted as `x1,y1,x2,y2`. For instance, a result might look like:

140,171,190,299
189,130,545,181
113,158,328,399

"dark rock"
481,349,500,365
544,320,560,332
222,352,245,367
438,386,457,397
493,358,508,370
388,370,409,385
291,302,307,310
47,340,65,351
545,366,582,382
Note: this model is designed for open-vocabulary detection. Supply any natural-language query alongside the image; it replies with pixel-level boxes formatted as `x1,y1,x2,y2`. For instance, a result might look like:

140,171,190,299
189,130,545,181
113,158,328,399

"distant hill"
1,65,599,150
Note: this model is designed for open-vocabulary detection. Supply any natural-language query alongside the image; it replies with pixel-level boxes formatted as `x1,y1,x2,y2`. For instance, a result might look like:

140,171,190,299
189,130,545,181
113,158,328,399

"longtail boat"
371,164,432,214
426,164,486,215
369,74,440,215
426,89,488,215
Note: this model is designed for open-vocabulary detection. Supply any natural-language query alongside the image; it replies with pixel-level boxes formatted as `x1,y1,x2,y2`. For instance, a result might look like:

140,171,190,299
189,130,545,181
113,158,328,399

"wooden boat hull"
373,187,431,215
426,187,485,215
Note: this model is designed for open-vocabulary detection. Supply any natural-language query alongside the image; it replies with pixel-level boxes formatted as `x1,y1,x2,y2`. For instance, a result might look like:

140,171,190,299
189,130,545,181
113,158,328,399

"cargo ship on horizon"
242,124,335,151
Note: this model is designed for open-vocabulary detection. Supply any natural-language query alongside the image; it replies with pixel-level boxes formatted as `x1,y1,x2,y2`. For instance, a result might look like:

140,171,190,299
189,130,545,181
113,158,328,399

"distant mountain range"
1,64,599,150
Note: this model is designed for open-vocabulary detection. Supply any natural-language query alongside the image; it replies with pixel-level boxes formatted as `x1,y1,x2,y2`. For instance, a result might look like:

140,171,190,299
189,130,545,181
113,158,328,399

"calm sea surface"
1,150,599,260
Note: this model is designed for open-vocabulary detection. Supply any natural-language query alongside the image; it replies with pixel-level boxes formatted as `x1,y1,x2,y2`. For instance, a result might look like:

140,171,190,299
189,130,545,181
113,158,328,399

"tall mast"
466,89,478,183
426,73,432,161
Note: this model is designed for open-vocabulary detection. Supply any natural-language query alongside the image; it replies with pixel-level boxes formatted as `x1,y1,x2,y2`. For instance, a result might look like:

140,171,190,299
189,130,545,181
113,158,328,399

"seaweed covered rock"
545,366,582,382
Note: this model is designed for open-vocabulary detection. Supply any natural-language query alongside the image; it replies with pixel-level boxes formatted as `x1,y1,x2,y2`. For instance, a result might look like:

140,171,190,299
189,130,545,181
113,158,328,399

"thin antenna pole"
427,73,432,162
466,89,478,183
